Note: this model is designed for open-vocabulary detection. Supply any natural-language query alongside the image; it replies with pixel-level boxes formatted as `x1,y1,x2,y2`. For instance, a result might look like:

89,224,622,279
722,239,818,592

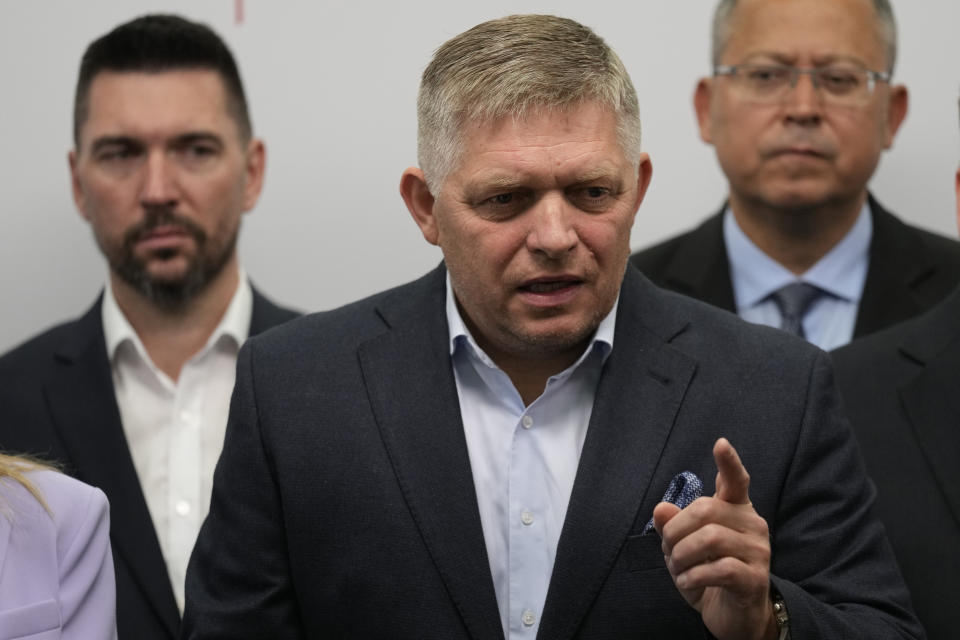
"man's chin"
751,184,842,213
504,319,600,357
113,261,207,310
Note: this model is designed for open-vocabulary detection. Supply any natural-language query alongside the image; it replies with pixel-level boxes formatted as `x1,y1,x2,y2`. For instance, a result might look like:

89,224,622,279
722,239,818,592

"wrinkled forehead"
457,102,628,157
447,104,629,185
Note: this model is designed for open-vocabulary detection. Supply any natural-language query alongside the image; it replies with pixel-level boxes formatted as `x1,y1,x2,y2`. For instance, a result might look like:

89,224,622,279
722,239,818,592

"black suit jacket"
182,265,921,639
833,286,960,640
0,288,298,640
630,195,960,338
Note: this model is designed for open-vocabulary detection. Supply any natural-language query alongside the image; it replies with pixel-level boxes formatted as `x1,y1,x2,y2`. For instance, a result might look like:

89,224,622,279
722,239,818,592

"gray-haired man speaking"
183,15,920,639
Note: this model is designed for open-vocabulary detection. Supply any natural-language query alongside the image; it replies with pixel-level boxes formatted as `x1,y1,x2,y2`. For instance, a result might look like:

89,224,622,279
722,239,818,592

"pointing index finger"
713,437,751,505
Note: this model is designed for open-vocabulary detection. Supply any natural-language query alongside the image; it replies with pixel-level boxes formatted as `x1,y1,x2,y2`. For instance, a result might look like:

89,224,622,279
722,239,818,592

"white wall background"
2,0,959,352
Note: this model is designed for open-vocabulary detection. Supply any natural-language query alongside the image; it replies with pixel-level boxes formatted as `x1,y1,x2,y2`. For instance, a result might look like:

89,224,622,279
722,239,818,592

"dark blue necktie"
770,282,822,338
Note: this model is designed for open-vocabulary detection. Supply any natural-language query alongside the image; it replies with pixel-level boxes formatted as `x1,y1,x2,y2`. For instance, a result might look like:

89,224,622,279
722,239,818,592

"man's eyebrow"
89,136,141,154
570,167,619,184
740,51,871,68
463,174,529,198
172,132,224,147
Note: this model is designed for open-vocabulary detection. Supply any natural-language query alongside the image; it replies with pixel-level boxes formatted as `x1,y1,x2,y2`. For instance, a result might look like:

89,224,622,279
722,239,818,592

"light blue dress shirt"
724,203,872,351
445,275,616,639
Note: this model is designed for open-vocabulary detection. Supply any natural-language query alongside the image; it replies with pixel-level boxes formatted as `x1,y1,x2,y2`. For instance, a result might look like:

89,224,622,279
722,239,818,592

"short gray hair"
711,0,898,73
417,14,642,195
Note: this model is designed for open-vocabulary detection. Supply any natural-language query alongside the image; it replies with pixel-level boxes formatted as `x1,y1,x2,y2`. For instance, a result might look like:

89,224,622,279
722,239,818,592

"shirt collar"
444,272,617,370
102,268,253,363
724,202,872,310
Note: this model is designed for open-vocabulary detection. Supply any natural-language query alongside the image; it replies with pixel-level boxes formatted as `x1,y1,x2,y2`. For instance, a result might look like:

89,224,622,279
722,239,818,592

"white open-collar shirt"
446,274,616,638
102,270,252,613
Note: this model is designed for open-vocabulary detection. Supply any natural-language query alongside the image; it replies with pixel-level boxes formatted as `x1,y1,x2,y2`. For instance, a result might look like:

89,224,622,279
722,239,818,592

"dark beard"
109,207,237,312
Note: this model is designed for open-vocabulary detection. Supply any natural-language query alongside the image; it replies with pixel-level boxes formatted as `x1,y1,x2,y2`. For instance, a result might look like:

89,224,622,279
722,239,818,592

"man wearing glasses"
631,0,960,350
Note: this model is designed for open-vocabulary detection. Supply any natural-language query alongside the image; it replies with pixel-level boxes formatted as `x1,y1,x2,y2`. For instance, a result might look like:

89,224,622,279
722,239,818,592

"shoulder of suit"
630,225,703,271
905,223,960,265
629,211,725,283
835,284,960,367
244,269,441,355
27,469,106,518
0,312,90,372
2,470,105,531
871,200,960,262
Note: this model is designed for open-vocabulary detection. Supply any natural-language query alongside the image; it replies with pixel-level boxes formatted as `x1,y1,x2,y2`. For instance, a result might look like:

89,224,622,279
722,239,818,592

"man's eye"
570,186,614,211
584,186,609,199
475,191,530,218
746,67,788,86
819,70,861,93
182,144,218,159
190,144,217,156
175,143,221,170
97,147,139,162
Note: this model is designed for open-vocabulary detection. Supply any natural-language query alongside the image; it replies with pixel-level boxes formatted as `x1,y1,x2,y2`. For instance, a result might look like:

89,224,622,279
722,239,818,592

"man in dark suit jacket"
631,0,960,349
183,15,920,639
831,164,960,639
633,195,960,339
0,16,297,640
833,286,960,639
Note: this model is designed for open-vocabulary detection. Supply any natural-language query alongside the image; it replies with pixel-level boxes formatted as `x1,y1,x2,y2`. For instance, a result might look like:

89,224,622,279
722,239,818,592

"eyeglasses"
713,64,891,107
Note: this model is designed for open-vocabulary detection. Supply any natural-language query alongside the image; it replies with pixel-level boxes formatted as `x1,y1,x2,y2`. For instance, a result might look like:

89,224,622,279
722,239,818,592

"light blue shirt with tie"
724,203,872,351
445,275,616,639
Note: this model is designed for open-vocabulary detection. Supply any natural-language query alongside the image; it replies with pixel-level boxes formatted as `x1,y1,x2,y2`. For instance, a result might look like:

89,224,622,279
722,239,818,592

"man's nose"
526,194,578,259
783,71,823,125
139,151,179,207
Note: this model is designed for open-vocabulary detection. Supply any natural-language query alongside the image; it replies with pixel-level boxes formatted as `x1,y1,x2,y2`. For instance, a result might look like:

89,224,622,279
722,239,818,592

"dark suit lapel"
659,208,737,312
538,270,697,640
44,301,179,638
897,301,960,531
855,197,937,337
357,268,504,640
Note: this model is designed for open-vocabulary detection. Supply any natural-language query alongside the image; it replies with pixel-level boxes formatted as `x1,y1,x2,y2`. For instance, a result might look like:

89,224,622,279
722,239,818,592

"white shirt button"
179,410,197,425
522,610,536,627
175,500,191,517
521,415,533,429
521,509,534,526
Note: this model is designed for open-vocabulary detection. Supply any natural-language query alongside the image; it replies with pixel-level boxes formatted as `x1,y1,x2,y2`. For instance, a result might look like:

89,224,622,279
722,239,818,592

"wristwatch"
771,590,790,640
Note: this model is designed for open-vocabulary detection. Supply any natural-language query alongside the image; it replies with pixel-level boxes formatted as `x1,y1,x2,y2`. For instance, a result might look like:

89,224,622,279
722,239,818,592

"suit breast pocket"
0,598,61,640
622,533,667,572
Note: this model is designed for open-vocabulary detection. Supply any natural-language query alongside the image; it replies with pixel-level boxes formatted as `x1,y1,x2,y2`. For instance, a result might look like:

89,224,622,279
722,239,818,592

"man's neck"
728,191,867,275
483,341,588,407
110,256,240,382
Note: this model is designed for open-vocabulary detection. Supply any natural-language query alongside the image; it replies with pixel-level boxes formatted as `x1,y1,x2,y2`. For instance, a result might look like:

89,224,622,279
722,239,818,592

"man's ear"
882,85,908,149
633,153,654,211
68,149,90,221
693,78,715,144
242,138,267,211
399,167,439,245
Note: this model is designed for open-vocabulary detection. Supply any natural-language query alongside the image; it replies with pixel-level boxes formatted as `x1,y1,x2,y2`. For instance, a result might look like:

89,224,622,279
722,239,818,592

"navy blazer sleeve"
767,353,920,638
181,344,303,639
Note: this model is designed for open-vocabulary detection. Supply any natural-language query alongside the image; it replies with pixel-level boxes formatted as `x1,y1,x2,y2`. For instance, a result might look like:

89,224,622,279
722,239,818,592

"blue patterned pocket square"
642,471,703,535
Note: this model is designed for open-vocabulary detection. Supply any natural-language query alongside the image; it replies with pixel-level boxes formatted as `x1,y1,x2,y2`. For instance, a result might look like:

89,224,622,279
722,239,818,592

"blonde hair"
417,14,643,194
0,453,55,514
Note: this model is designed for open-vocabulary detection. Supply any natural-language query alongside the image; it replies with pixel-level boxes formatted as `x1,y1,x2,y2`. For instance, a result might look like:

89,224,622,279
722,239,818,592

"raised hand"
652,438,777,640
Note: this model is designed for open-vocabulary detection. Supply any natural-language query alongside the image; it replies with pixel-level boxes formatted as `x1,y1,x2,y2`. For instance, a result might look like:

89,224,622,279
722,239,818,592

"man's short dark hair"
74,14,252,147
